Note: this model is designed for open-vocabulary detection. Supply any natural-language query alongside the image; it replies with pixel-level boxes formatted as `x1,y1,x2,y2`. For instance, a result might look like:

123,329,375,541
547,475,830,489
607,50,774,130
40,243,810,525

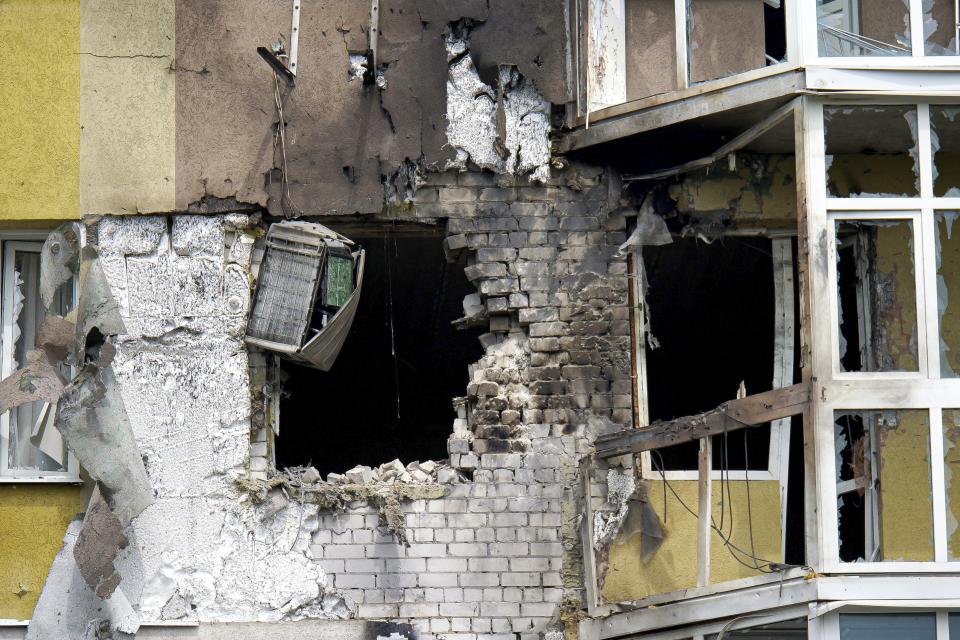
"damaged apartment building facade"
4,0,960,638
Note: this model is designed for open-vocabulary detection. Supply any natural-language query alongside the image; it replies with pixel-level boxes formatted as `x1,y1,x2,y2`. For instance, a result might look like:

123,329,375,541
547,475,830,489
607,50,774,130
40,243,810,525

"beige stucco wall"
80,0,176,215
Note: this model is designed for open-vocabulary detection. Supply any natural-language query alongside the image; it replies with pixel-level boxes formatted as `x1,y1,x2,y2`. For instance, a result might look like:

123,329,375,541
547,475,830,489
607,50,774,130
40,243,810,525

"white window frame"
802,97,960,573
0,234,80,482
817,606,959,640
581,0,801,117
634,238,796,486
800,0,960,67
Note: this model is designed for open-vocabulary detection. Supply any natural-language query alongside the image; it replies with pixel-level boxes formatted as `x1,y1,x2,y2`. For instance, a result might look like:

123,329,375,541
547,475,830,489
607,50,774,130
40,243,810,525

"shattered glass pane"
7,249,72,473
835,410,933,563
835,219,919,373
931,107,960,196
924,0,959,54
936,213,960,377
943,409,960,560
824,106,920,198
817,0,912,57
840,613,936,639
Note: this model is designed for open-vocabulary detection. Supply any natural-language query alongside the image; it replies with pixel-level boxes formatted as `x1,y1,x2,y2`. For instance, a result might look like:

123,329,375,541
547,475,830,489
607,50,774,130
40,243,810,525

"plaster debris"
26,519,139,640
39,221,80,311
593,468,635,550
444,31,551,182
56,363,154,527
74,486,129,598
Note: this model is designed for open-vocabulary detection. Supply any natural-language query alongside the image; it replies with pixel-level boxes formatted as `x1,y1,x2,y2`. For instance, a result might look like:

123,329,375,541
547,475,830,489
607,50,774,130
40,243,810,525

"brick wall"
303,164,634,639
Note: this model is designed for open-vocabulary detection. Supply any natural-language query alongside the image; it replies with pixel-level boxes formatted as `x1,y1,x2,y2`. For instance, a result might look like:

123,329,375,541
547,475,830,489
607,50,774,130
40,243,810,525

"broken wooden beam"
594,382,811,458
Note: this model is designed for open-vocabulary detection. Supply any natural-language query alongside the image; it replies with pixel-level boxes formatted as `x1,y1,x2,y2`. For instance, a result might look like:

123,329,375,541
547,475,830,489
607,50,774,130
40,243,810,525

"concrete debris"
593,468,635,550
26,518,139,640
39,221,81,312
36,315,76,363
74,486,130,598
74,250,126,358
444,31,551,182
55,364,154,528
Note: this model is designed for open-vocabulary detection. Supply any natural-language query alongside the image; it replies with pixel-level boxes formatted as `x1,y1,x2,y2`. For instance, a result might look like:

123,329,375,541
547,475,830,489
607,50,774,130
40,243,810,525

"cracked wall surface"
172,0,568,216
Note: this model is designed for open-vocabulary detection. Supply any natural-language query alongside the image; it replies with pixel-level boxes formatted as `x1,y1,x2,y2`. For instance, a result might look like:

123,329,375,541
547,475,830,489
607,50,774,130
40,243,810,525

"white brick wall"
312,462,570,639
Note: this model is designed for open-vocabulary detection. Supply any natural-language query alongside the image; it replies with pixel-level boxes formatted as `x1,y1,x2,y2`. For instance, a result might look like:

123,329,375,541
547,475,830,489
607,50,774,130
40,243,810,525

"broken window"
642,237,779,473
687,0,786,85
835,218,919,373
925,0,960,54
0,241,76,478
931,107,960,197
936,213,960,376
704,617,808,639
273,230,483,475
824,106,920,198
581,0,787,113
835,409,933,562
817,0,912,56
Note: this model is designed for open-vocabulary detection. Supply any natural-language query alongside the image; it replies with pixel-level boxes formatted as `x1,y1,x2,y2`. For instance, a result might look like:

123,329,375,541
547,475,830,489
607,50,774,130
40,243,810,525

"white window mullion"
909,0,925,57
937,607,950,639
931,407,949,562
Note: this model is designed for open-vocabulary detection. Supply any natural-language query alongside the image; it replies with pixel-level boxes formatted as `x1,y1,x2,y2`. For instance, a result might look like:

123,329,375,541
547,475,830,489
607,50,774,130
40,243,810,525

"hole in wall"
275,229,484,475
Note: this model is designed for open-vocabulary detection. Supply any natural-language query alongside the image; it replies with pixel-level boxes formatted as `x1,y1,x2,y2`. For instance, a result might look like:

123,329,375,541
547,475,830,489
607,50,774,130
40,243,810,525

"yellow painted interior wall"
874,222,919,371
827,154,918,198
0,485,85,619
943,409,960,560
602,479,781,603
937,215,960,376
80,0,176,215
0,0,80,221
669,154,797,231
878,409,934,561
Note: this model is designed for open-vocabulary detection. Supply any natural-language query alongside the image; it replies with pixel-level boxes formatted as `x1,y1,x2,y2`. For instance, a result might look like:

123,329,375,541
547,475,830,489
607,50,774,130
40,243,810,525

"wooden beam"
594,382,811,458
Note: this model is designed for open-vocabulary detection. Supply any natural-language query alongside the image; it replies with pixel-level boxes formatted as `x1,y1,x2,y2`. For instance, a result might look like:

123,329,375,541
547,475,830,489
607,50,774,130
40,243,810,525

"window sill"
0,476,83,484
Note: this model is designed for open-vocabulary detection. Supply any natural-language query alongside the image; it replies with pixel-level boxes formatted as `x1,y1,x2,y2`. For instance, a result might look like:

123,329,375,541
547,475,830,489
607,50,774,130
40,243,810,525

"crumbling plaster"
172,0,567,215
84,215,348,625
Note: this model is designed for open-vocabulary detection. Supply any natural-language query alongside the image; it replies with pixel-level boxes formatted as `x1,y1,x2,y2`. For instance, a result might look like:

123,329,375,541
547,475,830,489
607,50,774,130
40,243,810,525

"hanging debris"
245,221,366,371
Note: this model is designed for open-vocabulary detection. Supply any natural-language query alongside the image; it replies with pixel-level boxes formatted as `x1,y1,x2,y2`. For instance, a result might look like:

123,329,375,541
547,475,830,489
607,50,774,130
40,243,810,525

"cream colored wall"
79,0,176,215
602,479,781,603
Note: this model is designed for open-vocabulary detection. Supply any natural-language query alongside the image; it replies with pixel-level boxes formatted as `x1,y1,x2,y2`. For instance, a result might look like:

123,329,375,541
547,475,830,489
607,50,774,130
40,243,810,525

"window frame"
801,0,960,67
0,234,80,483
802,97,960,572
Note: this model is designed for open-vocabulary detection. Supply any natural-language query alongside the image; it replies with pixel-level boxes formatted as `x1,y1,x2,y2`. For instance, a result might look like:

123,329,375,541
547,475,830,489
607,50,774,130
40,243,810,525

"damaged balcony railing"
245,221,365,371
584,382,811,611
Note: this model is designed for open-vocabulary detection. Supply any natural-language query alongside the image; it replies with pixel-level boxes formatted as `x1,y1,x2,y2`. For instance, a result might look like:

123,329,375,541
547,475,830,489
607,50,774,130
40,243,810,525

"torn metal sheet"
26,518,138,640
55,364,153,527
74,248,126,356
617,495,665,562
40,222,81,312
246,221,365,371
0,349,66,415
74,486,130,598
36,315,76,364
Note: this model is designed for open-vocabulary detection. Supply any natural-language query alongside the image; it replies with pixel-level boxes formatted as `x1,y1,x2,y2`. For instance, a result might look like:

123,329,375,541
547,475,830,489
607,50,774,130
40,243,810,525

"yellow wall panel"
0,0,80,221
602,479,781,603
0,484,85,619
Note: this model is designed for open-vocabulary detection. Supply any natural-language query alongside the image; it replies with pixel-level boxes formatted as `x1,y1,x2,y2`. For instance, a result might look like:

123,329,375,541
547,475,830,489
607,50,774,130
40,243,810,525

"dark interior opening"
644,236,777,471
276,230,484,475
835,412,867,562
643,234,806,566
764,1,787,62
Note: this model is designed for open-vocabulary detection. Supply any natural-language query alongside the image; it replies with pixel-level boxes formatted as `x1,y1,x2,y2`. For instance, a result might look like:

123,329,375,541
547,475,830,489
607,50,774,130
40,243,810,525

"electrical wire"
650,448,777,573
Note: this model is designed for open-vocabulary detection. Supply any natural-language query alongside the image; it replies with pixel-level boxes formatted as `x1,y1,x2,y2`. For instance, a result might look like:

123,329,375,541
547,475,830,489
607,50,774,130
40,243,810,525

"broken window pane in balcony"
835,409,933,562
936,213,960,376
836,219,918,372
943,409,960,559
931,107,960,196
840,613,936,639
817,0,912,57
825,106,919,198
924,0,959,54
